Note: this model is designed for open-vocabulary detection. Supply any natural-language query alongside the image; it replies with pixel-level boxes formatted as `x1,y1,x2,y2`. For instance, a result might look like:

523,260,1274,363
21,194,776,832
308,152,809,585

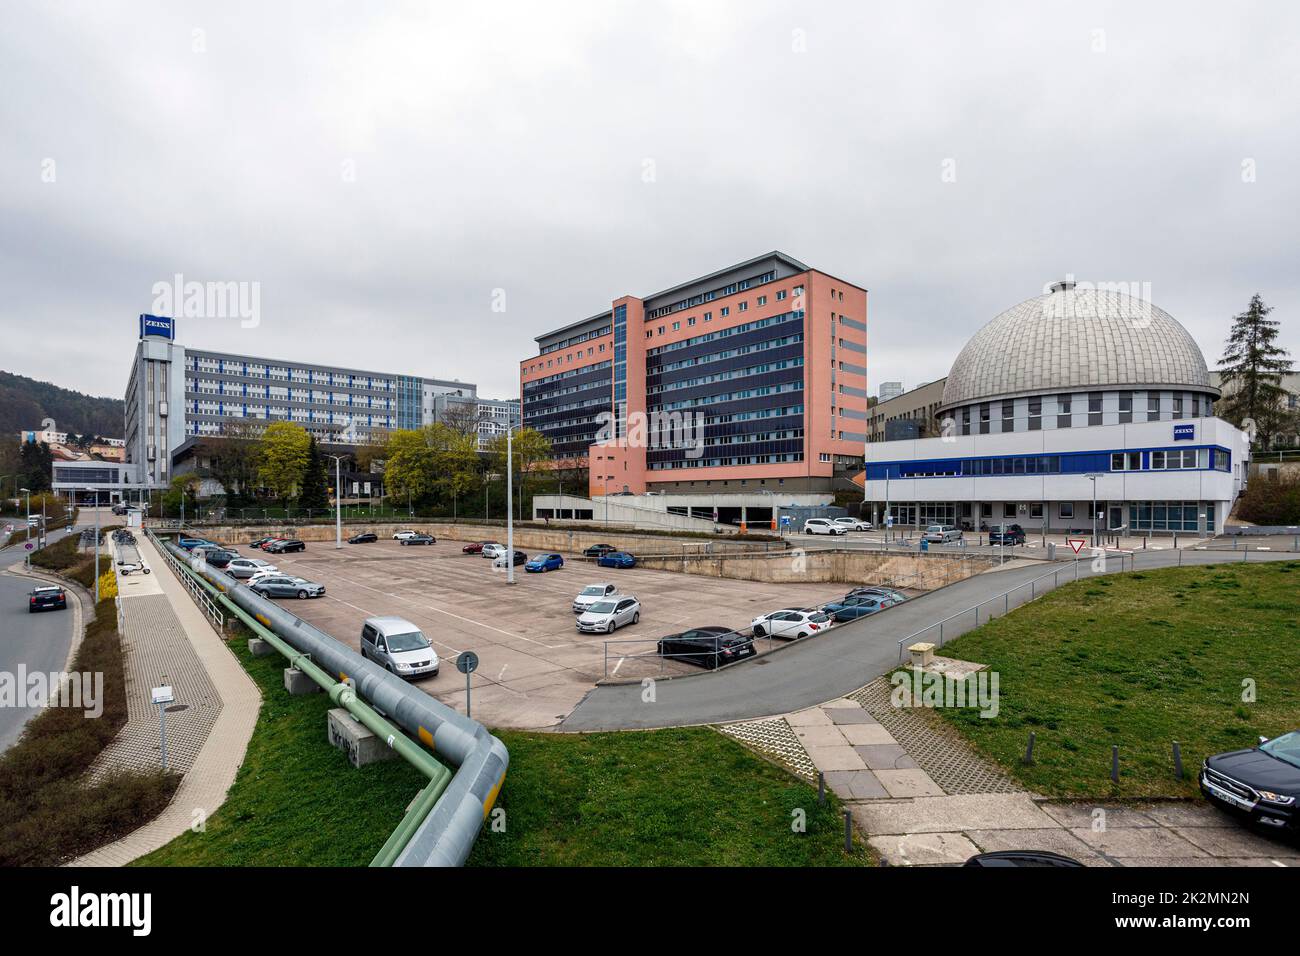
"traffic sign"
456,651,479,674
24,542,33,551
1067,538,1087,555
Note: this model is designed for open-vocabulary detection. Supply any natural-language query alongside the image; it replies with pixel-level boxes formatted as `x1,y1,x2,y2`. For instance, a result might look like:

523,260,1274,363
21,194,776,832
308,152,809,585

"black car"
964,850,1083,868
28,585,68,612
400,533,436,546
657,626,756,670
199,549,239,568
989,524,1026,545
495,549,527,567
348,532,378,544
1200,730,1300,834
267,539,306,554
583,543,616,558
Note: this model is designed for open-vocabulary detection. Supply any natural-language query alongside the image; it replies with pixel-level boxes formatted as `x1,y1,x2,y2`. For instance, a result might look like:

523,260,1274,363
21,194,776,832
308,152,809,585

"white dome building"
862,281,1248,539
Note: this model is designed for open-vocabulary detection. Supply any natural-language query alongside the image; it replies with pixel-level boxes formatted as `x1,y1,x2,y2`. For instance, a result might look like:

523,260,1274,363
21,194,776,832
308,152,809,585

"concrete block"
283,667,319,695
327,708,395,768
248,637,275,657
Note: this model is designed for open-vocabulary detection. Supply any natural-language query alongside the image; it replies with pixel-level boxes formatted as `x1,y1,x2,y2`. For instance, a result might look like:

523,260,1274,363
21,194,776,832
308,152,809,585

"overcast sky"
2,0,1296,404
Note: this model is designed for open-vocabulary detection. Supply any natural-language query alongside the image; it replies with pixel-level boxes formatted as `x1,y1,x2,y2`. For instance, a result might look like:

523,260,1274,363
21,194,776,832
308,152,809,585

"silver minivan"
360,616,440,679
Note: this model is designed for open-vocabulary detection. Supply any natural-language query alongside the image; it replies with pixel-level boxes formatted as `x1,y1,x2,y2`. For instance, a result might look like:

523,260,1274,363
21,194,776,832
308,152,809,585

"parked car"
1200,730,1300,834
573,583,618,614
481,543,506,559
492,549,528,568
525,553,564,573
844,586,908,606
178,536,222,551
392,530,420,541
400,533,436,546
751,608,831,639
823,594,891,622
250,574,326,599
462,541,490,554
989,524,1026,546
803,518,847,536
576,596,641,634
596,551,636,569
267,539,306,554
964,851,1083,868
923,524,963,543
226,557,278,579
583,543,617,558
249,536,279,550
348,532,378,544
832,517,873,532
196,548,239,568
360,616,439,679
28,585,67,612
658,626,755,669
256,538,286,551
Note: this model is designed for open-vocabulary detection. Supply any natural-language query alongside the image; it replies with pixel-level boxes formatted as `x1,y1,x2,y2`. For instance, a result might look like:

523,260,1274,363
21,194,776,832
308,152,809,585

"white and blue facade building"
863,282,1249,536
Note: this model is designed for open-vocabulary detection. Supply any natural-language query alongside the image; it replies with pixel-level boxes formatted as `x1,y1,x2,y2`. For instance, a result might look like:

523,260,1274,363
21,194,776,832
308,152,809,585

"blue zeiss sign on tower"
1173,423,1195,441
139,314,175,339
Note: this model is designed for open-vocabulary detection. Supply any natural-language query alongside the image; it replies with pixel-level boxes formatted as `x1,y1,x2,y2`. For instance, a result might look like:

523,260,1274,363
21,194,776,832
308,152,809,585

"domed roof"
939,281,1213,411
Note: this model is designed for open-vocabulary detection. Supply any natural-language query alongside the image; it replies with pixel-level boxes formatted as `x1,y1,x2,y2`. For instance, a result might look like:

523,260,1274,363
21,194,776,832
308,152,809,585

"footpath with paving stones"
720,678,1300,867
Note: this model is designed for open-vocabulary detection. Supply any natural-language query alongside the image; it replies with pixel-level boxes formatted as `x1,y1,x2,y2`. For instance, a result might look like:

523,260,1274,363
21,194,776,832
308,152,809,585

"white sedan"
833,517,873,532
576,596,641,634
751,608,833,639
802,518,847,535
392,530,420,541
481,543,507,559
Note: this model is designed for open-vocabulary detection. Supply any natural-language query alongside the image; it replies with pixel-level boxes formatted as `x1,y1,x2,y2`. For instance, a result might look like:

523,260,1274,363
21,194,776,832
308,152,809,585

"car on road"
28,585,67,612
360,616,439,679
462,541,490,554
751,608,831,639
823,594,892,622
989,524,1026,546
658,626,755,669
392,530,420,541
250,574,326,599
573,583,618,613
832,517,873,532
492,549,528,568
226,557,278,579
525,553,564,573
844,586,908,606
399,533,436,546
923,524,963,543
348,532,378,544
266,539,306,554
1200,730,1300,834
596,551,636,569
803,518,847,536
583,543,617,558
481,543,506,560
576,596,641,634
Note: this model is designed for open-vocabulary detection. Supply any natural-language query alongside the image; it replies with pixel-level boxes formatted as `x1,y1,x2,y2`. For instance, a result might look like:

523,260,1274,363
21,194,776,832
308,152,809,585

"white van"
360,616,440,679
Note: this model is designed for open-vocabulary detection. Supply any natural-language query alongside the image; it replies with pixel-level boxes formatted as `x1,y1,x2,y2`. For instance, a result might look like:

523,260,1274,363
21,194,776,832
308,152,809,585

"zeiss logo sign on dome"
139,314,175,340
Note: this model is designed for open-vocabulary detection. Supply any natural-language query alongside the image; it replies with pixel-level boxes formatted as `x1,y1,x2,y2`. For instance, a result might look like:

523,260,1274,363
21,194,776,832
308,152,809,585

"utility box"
327,708,395,769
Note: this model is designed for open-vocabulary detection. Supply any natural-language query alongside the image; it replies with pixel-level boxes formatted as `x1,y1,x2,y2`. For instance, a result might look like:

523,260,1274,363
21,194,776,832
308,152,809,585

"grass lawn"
138,631,868,867
918,560,1300,799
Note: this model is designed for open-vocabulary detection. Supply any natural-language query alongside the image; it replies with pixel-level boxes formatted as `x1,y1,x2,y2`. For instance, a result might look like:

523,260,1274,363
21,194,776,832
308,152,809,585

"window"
1118,391,1132,424
1057,394,1072,428
1028,397,1041,431
979,403,990,435
1111,452,1141,471
961,407,971,436
1172,395,1183,419
720,307,729,317
981,503,993,518
1030,504,1044,518
672,321,680,331
1059,503,1074,519
1003,503,1017,519
738,301,748,312
757,295,767,306
1088,392,1102,425
1148,392,1161,418
776,290,787,301
1002,400,1014,432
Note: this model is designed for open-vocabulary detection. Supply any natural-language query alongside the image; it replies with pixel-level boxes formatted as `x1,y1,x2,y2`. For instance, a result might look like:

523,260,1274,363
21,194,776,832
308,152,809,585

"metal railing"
151,530,225,631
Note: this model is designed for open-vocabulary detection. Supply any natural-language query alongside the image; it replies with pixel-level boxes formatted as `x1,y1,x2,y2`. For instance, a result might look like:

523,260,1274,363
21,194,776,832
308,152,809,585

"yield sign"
1067,537,1087,555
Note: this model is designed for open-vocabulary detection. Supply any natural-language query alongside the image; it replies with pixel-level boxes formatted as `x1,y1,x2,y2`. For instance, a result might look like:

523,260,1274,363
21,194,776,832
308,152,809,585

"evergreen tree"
1218,294,1292,447
19,440,52,492
299,435,329,511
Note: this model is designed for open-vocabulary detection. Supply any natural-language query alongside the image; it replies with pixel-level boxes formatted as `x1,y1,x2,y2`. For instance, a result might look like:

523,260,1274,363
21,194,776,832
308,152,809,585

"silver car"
481,543,506,559
923,524,962,543
226,557,278,579
572,582,618,614
360,616,440,679
576,596,640,634
250,574,325,599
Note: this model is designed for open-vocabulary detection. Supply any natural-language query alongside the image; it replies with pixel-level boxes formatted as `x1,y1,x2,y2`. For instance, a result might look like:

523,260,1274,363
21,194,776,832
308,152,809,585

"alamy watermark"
151,273,260,328
890,666,1000,719
1042,275,1154,328
594,409,705,459
0,666,103,718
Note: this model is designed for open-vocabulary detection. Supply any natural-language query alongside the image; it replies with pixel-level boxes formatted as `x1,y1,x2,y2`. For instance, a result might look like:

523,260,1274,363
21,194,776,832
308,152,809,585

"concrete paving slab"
791,724,853,748
824,769,889,800
826,706,877,725
1039,803,1158,829
1069,825,1208,859
854,744,919,771
839,723,897,746
821,698,861,709
802,743,868,771
786,707,834,727
869,832,981,866
855,793,1060,835
876,768,944,797
1172,826,1300,859
1138,802,1233,828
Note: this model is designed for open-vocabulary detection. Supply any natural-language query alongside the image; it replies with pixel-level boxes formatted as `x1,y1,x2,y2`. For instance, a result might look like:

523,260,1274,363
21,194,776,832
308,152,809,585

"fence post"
843,809,853,853
818,771,826,805
1172,741,1184,780
1111,745,1120,783
1023,731,1035,765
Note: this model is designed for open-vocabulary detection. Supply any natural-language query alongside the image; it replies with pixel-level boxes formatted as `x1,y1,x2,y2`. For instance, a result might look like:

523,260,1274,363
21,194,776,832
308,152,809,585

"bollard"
1172,741,1184,780
1023,731,1036,765
818,771,826,805
1111,745,1119,783
843,808,853,853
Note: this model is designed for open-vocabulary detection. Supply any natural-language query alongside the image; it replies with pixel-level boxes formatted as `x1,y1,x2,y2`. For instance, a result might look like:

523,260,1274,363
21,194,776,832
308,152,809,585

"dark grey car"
249,574,325,599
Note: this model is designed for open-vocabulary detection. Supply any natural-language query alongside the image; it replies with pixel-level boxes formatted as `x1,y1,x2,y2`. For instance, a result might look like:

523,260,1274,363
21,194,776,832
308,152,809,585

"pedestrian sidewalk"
68,534,261,866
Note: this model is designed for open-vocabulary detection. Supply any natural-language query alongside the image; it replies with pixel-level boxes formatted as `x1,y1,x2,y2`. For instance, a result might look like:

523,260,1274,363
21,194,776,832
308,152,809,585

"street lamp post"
20,487,31,569
1084,473,1104,548
326,455,344,550
505,425,517,585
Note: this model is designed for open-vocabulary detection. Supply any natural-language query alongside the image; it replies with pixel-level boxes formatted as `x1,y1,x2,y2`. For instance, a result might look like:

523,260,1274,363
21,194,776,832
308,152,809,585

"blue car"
597,551,636,569
178,537,221,551
525,553,565,573
823,594,889,622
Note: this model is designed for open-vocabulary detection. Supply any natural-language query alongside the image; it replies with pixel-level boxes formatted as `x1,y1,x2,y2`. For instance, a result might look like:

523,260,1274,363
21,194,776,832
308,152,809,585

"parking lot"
258,535,854,729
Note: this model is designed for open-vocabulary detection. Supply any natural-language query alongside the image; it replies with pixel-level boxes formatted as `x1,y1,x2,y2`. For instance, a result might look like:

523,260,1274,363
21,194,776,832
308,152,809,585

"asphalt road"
0,569,77,753
560,547,1299,731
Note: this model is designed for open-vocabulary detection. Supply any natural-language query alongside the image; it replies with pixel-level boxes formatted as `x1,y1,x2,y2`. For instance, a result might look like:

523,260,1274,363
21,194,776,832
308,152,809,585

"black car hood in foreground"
1207,747,1300,794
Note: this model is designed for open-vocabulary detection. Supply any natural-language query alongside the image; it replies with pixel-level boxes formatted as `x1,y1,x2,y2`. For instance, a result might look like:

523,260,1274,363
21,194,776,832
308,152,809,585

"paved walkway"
69,534,261,866
562,547,1300,730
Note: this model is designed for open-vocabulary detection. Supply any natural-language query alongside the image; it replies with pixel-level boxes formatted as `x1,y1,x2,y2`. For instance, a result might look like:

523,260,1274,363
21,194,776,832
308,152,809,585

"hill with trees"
0,369,125,440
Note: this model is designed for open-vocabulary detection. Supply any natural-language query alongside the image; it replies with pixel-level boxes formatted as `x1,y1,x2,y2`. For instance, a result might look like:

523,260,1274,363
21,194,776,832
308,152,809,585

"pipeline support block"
328,708,397,769
284,667,320,695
